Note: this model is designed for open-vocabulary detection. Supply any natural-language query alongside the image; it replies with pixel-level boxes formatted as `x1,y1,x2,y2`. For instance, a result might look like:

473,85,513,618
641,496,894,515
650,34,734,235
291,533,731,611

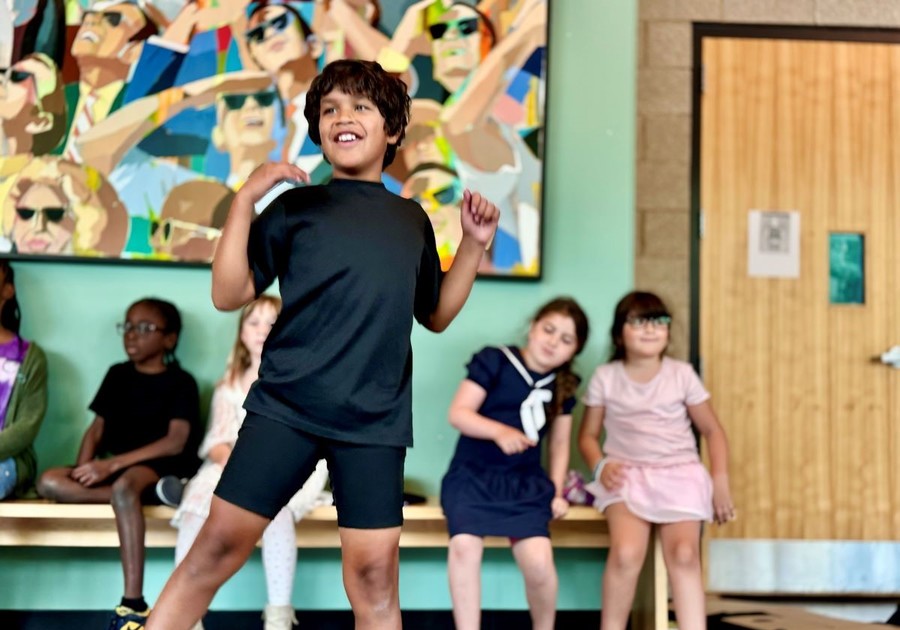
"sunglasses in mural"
220,91,278,110
15,207,70,223
83,10,128,28
428,17,480,40
245,11,295,44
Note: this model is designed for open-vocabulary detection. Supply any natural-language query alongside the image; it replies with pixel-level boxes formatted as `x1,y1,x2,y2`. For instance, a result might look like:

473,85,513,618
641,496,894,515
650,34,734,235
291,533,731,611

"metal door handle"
877,346,900,368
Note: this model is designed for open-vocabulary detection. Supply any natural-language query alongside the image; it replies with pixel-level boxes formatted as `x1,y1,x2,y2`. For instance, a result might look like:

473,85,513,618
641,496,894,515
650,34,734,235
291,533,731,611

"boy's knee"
111,476,142,506
36,470,62,500
347,554,397,595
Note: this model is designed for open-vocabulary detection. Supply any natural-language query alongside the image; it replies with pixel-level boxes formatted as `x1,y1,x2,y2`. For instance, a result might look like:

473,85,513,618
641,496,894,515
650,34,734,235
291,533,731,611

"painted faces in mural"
151,180,232,263
215,90,277,151
402,164,462,270
0,54,66,156
71,1,150,63
427,3,492,93
246,4,313,74
1,157,127,256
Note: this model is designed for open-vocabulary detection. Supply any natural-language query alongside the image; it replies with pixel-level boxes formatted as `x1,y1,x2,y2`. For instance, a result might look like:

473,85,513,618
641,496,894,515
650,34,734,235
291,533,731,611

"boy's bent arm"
75,417,104,466
213,162,310,310
427,236,484,332
426,190,500,332
211,190,257,311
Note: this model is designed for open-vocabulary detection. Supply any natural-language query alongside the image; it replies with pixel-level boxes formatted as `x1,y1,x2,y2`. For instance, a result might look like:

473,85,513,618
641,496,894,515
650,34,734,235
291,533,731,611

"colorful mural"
0,0,548,276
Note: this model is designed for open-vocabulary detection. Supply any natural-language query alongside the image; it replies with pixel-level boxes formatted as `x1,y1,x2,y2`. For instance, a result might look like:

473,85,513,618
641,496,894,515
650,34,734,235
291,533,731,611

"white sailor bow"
499,346,555,442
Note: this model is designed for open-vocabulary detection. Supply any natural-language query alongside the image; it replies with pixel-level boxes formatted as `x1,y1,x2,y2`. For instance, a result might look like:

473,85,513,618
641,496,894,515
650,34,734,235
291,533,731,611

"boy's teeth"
338,133,357,142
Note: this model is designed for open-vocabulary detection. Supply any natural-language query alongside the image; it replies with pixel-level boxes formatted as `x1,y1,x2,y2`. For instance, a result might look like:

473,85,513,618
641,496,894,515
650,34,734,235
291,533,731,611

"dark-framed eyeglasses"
15,207,68,223
221,91,277,110
116,321,165,336
245,11,293,44
625,315,672,329
428,17,480,40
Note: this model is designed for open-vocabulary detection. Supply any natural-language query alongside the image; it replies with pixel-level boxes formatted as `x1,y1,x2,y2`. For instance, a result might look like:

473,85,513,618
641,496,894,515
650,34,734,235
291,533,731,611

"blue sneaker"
155,476,187,507
108,605,150,629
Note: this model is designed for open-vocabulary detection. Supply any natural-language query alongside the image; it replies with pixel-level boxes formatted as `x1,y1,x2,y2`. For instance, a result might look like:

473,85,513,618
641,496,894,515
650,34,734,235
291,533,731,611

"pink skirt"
588,461,713,523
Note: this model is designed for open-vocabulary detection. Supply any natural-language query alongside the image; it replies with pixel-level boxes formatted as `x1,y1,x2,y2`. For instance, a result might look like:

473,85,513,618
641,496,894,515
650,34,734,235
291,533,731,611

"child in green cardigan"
0,259,48,499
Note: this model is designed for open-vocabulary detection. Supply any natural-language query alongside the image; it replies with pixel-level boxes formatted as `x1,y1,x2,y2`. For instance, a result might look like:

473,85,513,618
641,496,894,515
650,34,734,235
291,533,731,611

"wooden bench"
0,500,667,630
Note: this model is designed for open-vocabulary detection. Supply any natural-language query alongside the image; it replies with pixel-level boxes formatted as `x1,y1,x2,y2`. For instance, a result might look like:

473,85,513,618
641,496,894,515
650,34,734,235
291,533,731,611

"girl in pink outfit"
578,291,734,630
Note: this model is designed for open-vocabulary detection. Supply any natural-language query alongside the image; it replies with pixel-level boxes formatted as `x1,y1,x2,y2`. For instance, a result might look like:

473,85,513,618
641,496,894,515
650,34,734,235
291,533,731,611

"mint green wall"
0,0,636,611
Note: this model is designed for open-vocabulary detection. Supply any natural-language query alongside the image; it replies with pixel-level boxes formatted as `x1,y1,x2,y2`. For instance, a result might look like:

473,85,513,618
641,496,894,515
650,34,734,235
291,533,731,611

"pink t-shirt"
582,357,710,466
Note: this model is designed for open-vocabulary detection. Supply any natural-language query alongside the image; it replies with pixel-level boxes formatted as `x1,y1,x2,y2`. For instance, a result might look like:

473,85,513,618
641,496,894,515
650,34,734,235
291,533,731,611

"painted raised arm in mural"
76,71,272,178
477,0,544,37
307,0,384,64
60,0,160,163
124,0,253,104
439,0,545,169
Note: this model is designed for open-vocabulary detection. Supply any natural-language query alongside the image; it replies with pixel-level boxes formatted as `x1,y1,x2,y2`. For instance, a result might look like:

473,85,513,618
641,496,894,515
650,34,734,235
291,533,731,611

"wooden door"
700,36,900,541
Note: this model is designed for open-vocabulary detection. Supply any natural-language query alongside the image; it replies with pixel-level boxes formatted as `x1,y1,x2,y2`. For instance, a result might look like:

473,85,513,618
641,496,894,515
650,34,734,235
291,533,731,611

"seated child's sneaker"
155,476,187,507
107,605,150,630
263,604,297,630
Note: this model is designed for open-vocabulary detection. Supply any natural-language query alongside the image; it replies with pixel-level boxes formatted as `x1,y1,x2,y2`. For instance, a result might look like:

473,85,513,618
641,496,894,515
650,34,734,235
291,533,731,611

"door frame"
689,22,900,369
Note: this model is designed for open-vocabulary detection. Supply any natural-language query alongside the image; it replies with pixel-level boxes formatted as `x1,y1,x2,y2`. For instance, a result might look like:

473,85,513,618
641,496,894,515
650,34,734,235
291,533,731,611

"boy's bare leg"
340,526,402,630
511,536,558,630
146,496,271,630
110,465,159,599
36,467,114,503
447,534,483,630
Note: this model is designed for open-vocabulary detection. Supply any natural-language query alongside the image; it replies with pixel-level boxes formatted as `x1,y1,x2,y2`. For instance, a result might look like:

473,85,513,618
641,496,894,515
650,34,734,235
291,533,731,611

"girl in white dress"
173,295,328,630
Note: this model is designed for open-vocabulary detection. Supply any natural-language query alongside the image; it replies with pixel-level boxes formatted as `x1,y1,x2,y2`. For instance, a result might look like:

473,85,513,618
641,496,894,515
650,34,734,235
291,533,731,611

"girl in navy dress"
441,297,590,630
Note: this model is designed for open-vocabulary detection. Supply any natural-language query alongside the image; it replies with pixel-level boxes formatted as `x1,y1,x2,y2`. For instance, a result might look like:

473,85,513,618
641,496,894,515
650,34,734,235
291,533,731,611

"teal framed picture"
829,233,864,305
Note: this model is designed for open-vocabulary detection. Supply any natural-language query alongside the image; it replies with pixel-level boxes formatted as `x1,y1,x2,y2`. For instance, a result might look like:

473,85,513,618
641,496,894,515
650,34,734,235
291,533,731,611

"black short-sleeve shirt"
90,362,201,474
245,179,444,447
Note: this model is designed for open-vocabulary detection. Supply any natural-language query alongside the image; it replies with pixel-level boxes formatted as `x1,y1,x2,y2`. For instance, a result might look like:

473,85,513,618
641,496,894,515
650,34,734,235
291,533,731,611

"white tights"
175,506,297,606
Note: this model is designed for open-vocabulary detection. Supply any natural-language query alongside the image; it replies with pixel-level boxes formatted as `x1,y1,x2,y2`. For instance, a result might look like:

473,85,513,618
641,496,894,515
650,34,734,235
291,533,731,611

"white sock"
262,506,297,606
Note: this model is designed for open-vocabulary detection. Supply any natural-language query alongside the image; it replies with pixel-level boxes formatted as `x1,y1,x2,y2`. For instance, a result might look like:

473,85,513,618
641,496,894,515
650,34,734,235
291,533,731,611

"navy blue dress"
440,346,577,539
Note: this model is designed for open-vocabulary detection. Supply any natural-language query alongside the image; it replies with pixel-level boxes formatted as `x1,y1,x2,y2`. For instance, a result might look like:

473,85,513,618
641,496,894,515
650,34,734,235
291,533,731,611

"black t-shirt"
90,362,201,472
245,178,443,447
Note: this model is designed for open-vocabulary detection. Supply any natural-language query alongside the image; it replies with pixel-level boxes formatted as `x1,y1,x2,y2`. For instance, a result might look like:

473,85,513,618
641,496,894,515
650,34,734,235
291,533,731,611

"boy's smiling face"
318,88,398,182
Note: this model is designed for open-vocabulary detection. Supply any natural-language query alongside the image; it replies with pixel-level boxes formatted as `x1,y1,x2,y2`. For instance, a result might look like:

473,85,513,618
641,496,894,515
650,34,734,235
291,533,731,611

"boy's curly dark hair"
304,59,410,169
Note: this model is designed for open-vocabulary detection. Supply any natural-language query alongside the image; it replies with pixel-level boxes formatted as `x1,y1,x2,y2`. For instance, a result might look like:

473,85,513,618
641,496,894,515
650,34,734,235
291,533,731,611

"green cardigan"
0,342,48,498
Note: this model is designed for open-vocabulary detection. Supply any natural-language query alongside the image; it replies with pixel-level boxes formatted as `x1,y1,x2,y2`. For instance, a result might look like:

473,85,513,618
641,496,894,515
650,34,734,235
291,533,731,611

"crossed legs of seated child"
449,534,558,630
602,503,705,630
38,463,161,619
37,297,202,627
